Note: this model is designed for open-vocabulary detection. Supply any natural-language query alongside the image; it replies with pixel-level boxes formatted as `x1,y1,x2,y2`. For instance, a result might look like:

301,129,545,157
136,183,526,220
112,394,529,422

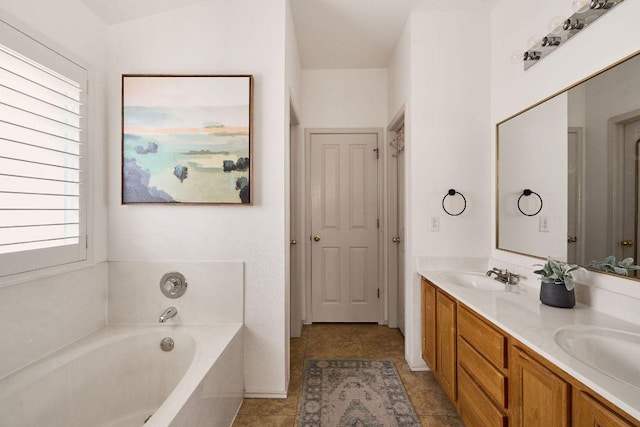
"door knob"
621,240,634,247
313,235,321,242
392,237,401,243
290,240,297,245
567,236,577,243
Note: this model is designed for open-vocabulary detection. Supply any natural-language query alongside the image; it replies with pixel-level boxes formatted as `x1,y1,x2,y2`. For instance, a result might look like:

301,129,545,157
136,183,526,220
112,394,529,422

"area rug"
299,359,420,427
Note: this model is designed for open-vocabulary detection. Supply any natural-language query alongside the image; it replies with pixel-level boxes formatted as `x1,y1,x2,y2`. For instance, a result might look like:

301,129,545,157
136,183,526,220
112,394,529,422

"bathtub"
0,324,243,427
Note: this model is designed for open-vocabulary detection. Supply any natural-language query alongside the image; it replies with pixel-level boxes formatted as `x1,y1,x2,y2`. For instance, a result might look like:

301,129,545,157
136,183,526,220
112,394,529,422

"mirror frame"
496,49,640,281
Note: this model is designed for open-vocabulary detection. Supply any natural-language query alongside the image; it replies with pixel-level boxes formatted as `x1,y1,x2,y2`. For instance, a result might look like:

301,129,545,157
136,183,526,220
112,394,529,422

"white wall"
491,0,640,269
388,21,411,124
107,0,288,396
301,68,388,128
0,0,109,378
400,6,492,369
108,261,243,325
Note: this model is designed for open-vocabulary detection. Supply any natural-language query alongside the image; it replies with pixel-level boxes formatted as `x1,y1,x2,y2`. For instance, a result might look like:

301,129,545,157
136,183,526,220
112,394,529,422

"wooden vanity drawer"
458,366,508,427
458,337,508,408
458,305,507,369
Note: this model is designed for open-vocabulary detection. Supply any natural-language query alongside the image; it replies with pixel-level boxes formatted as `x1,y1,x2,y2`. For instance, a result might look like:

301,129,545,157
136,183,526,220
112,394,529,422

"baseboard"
407,361,430,371
243,390,288,399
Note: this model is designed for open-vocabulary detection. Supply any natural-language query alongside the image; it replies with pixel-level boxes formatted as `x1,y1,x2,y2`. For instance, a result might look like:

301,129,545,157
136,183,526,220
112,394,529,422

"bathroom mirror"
497,51,640,278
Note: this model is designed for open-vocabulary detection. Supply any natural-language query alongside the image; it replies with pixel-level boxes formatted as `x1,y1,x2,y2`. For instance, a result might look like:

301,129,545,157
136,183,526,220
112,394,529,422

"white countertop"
419,269,640,421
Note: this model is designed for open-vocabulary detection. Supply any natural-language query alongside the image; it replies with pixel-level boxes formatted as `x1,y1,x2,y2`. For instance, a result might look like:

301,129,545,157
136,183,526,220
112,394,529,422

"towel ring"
517,189,543,216
442,189,466,216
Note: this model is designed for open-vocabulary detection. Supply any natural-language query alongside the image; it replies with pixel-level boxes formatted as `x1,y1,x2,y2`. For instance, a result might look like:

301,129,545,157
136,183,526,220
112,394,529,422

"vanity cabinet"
458,305,509,427
435,290,457,402
421,278,436,370
420,275,640,427
510,344,571,427
574,390,635,427
421,277,457,403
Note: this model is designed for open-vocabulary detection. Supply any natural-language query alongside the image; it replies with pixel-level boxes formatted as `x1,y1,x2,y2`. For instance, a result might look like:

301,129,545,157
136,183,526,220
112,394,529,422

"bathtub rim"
0,323,243,425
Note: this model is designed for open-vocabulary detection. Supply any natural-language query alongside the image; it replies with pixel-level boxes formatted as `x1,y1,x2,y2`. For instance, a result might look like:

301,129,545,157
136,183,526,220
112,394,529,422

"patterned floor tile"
234,323,464,426
419,415,466,426
232,414,295,427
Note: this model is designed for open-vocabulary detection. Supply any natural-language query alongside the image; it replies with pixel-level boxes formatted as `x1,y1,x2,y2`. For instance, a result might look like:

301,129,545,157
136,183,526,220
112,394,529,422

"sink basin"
438,272,506,291
554,325,640,389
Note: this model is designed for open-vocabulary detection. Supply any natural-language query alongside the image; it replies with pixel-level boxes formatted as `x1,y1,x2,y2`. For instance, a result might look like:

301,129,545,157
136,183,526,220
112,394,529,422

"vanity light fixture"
590,0,616,9
563,18,585,30
541,36,562,47
524,51,541,61
514,0,624,70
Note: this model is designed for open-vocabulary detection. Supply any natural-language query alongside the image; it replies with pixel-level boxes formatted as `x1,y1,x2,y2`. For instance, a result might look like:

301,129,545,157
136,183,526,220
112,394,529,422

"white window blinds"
0,20,87,277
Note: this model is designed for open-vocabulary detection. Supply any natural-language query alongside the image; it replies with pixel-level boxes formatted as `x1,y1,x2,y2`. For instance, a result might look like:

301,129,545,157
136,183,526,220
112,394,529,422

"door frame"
608,109,640,258
567,127,584,264
386,107,405,329
304,127,385,324
289,99,302,338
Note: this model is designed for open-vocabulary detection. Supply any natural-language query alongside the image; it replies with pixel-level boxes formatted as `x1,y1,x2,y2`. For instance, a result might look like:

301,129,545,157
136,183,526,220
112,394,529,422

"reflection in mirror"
497,52,640,279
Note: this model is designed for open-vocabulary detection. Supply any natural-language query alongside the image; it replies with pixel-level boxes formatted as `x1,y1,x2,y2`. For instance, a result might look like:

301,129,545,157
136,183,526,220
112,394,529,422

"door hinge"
377,288,380,298
373,148,379,159
377,219,380,229
86,235,89,249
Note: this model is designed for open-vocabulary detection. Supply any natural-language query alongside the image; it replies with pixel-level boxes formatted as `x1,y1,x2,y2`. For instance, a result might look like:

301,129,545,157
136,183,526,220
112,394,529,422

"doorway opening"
609,110,640,275
387,108,405,334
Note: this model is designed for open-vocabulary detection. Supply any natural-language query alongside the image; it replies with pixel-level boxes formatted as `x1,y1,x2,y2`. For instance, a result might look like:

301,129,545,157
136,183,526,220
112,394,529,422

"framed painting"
121,74,253,205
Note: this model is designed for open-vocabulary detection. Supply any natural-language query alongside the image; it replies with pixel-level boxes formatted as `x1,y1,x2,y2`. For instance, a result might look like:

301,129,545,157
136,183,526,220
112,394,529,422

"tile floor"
232,323,464,427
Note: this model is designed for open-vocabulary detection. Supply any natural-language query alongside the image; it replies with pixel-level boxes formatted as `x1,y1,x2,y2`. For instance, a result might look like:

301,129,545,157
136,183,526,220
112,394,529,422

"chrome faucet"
159,306,178,323
486,268,520,285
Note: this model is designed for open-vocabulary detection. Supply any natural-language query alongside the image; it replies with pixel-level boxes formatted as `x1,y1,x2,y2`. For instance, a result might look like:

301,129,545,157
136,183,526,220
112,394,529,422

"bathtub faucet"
159,306,178,323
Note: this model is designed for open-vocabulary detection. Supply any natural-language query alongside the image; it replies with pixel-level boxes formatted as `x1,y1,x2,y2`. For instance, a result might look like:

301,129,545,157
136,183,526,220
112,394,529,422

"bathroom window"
0,19,88,277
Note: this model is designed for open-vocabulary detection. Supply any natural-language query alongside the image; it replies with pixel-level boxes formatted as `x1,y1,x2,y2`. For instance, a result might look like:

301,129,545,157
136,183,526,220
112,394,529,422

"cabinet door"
510,347,570,427
421,278,437,370
574,390,635,427
435,290,457,402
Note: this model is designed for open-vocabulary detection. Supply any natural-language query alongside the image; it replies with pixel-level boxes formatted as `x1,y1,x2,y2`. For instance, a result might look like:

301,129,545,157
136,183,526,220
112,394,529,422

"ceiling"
81,0,498,69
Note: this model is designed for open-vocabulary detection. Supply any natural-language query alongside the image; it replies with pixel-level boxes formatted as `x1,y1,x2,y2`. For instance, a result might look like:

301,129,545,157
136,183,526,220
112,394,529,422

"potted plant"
533,258,583,308
588,255,640,276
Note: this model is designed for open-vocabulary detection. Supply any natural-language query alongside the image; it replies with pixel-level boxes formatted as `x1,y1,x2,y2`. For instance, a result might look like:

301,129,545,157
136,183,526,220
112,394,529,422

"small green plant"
588,256,640,276
533,257,583,291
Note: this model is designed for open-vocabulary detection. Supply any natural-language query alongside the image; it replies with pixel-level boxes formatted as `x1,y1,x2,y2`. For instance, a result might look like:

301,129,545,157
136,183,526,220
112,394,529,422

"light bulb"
510,50,525,64
572,0,590,13
527,34,543,48
548,16,567,34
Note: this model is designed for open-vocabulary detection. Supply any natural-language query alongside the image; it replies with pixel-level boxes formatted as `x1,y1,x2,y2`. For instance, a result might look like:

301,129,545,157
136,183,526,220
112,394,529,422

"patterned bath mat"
299,359,420,427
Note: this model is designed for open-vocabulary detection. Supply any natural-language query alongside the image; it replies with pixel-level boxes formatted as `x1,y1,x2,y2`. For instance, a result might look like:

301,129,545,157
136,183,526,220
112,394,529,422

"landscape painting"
122,75,253,204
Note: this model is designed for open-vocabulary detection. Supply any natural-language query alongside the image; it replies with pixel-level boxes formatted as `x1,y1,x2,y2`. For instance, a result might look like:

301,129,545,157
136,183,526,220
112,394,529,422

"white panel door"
310,132,379,322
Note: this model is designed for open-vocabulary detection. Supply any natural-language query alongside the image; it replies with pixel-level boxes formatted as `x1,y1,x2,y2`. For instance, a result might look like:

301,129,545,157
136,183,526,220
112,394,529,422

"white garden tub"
0,324,243,427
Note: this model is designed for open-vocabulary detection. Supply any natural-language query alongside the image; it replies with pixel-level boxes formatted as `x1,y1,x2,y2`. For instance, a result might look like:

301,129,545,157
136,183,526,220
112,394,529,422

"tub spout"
159,306,177,323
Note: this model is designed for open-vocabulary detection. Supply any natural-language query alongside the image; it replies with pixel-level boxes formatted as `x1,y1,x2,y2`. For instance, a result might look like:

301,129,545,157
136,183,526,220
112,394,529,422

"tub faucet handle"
159,306,178,323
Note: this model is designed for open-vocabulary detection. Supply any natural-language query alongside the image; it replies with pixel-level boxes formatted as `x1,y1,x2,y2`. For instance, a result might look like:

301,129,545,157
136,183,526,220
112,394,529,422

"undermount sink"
438,272,506,291
554,325,640,389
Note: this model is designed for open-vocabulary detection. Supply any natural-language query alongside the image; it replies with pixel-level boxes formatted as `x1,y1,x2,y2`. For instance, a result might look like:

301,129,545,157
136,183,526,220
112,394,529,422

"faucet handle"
507,272,520,285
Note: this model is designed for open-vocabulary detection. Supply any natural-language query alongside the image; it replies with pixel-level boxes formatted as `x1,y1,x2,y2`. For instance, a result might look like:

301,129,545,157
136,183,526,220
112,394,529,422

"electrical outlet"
430,216,440,232
539,216,549,232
